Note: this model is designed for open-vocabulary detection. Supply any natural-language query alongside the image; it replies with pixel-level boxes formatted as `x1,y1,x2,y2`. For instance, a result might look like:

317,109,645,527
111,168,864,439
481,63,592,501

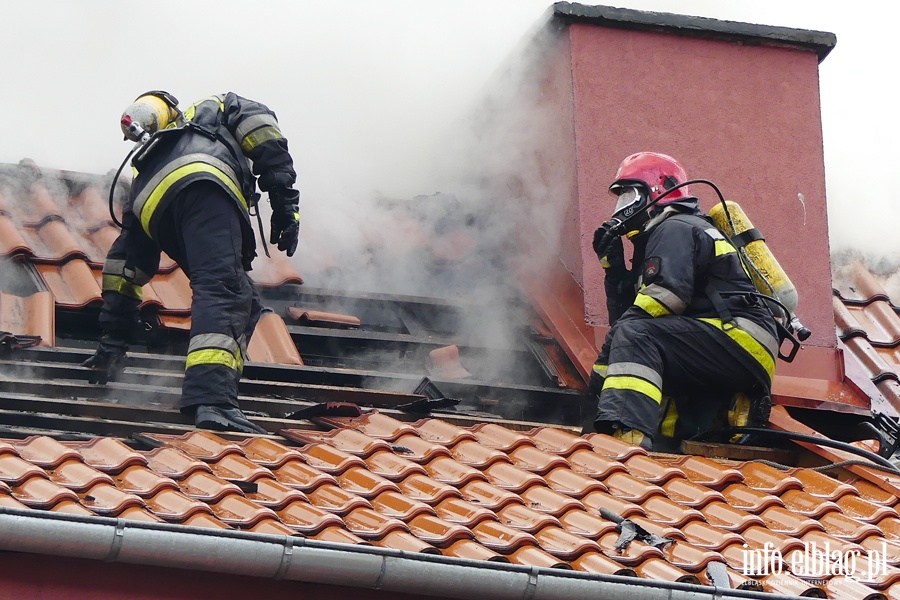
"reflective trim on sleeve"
698,317,776,380
240,125,284,153
602,375,663,404
235,114,279,141
634,292,672,317
640,284,687,315
101,274,143,301
133,153,247,236
606,362,663,390
592,363,608,377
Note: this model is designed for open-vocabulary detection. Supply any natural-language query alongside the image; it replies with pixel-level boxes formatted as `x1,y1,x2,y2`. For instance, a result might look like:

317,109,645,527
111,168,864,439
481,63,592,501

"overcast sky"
0,0,895,262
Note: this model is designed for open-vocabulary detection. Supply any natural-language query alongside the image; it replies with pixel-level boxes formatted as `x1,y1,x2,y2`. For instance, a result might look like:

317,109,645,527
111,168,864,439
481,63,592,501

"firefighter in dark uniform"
83,91,300,434
588,152,779,451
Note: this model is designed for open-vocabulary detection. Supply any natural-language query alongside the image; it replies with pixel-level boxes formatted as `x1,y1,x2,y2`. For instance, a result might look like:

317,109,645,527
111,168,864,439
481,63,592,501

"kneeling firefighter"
83,91,301,434
587,152,782,451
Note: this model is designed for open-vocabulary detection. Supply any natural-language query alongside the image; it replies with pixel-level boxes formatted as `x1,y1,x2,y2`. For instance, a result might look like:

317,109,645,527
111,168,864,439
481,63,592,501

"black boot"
193,405,267,435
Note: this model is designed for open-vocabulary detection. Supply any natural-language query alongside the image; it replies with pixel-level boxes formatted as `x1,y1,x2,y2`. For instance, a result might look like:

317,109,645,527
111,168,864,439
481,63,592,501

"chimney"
454,2,839,383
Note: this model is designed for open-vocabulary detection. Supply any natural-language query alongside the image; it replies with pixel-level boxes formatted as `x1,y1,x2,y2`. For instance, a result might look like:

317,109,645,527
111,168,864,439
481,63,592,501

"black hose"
108,146,139,229
697,427,899,472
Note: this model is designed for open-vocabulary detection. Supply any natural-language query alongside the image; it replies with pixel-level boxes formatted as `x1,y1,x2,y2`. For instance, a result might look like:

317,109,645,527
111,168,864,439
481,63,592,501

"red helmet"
609,152,690,206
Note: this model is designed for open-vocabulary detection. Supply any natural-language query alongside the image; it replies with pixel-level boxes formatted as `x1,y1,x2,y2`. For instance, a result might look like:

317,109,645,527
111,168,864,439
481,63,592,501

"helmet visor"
611,186,647,221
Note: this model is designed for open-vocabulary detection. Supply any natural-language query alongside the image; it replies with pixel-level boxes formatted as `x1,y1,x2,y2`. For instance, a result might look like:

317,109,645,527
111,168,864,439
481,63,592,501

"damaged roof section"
0,160,587,428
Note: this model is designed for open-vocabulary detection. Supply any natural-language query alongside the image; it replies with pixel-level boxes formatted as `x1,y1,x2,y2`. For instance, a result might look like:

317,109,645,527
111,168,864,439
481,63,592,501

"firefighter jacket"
596,205,780,389
128,92,297,269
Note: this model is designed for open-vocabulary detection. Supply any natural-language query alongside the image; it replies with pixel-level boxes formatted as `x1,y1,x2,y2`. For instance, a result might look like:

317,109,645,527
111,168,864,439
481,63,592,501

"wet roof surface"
4,160,900,598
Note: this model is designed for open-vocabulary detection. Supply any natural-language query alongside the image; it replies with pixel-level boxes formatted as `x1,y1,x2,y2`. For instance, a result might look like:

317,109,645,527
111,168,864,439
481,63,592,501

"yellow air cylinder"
708,200,799,315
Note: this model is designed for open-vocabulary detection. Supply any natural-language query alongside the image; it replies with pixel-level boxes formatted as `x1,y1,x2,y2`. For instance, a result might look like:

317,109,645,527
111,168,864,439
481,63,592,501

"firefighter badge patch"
643,257,661,282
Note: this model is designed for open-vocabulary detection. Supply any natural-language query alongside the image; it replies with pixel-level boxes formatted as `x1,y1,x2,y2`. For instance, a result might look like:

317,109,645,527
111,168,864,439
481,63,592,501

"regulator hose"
107,147,139,229
696,426,899,472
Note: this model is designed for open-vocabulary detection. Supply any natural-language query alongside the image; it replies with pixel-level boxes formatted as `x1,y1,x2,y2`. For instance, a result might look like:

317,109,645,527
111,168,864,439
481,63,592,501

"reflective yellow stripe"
698,317,775,380
183,97,225,121
240,125,284,152
185,347,244,373
592,363,607,377
714,239,736,256
603,375,663,404
139,162,247,235
661,398,678,438
101,274,143,300
634,292,672,317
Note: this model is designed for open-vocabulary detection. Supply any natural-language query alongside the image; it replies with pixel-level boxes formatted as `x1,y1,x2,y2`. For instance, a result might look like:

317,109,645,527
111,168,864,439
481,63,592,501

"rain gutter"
1,507,803,600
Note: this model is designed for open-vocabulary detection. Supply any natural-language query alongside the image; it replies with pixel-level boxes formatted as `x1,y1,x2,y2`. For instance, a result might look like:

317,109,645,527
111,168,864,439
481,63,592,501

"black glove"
592,221,621,261
269,189,300,257
82,335,128,383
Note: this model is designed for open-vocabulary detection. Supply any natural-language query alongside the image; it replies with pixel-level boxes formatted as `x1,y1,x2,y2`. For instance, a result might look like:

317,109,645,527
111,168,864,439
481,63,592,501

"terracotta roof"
833,259,900,417
3,418,900,596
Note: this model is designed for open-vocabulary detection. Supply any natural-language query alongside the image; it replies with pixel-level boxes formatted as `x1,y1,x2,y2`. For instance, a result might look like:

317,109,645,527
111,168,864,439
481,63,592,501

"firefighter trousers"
100,181,262,412
592,316,767,445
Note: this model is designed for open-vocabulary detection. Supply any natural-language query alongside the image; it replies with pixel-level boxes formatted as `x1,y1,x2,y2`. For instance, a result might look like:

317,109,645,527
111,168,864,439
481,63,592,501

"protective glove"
82,335,128,383
592,221,622,262
269,189,300,257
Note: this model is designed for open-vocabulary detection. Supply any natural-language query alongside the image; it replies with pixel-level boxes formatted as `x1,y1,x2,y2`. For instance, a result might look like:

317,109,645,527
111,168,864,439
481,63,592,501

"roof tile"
633,558,700,584
12,477,79,509
641,495,704,529
408,514,473,547
442,539,508,562
374,530,441,554
270,458,337,491
433,497,494,527
522,427,594,455
109,465,179,498
343,506,408,539
78,482,146,516
46,460,115,491
482,462,544,492
337,466,401,498
143,447,212,480
534,525,601,559
0,454,49,485
622,455,684,484
143,488,214,522
699,500,766,532
660,477,725,508
237,437,305,468
720,483,785,513
496,502,561,533
543,467,607,498
0,291,54,346
297,444,367,474
283,429,392,457
246,311,304,366
177,471,244,503
208,454,273,482
208,493,279,527
664,456,744,489
397,473,461,505
306,483,373,515
450,439,510,469
413,419,477,445
583,433,648,461
371,490,435,521
64,438,148,473
565,448,628,479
